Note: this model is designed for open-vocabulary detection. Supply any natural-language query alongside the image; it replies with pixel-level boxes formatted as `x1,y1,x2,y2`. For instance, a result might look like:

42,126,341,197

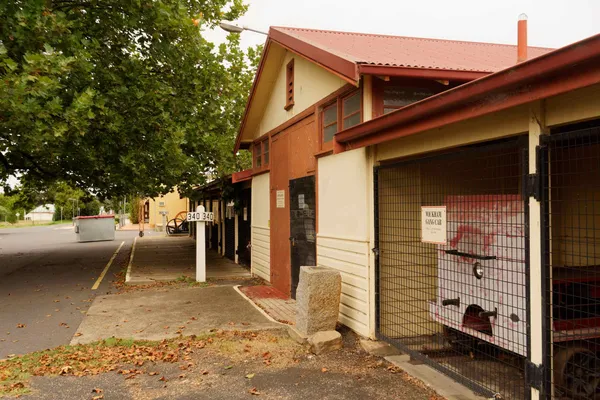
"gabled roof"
335,33,600,150
234,26,554,152
270,27,553,82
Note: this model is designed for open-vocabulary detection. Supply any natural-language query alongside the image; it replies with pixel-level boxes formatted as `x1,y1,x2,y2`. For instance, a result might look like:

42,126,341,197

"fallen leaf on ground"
74,333,83,337
159,376,167,382
201,370,209,375
248,387,261,395
59,366,72,375
92,396,104,400
92,388,103,394
54,300,60,303
178,374,186,379
321,367,328,373
148,372,159,376
16,323,25,328
246,373,255,379
224,365,233,370
10,382,24,389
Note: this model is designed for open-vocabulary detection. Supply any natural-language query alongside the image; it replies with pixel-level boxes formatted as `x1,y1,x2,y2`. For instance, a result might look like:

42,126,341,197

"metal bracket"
372,248,380,257
526,173,541,201
525,360,544,391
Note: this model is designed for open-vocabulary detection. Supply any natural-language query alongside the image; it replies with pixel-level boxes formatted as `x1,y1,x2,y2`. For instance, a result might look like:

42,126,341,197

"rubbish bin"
75,215,115,242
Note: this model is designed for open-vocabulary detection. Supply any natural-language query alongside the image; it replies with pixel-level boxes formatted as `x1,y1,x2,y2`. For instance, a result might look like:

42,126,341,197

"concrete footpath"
72,286,281,344
126,236,251,284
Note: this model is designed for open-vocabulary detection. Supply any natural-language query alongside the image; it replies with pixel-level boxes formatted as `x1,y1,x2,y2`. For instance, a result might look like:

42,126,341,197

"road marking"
92,241,125,290
125,236,138,283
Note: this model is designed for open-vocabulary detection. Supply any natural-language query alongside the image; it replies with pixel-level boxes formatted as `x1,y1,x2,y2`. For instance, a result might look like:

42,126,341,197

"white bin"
75,215,115,242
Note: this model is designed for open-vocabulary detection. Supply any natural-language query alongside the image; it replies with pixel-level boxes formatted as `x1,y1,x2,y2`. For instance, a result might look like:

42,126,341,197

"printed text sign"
421,206,447,244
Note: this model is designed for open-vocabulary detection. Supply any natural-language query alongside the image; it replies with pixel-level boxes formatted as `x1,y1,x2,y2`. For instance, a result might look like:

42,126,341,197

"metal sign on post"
187,210,214,223
193,205,213,282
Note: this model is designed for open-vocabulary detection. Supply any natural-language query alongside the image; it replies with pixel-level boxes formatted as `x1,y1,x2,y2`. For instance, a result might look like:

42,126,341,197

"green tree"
0,194,18,223
1,0,256,199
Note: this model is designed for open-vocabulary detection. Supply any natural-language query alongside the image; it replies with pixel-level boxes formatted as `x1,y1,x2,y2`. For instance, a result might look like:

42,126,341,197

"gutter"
336,33,600,149
358,65,489,81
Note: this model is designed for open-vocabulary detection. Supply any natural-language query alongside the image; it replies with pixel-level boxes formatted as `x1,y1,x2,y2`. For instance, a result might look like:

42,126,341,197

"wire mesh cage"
542,123,600,399
375,137,529,399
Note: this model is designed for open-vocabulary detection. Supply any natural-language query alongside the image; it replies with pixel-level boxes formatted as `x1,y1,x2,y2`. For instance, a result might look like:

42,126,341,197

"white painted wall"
251,172,271,281
255,50,348,139
317,148,371,337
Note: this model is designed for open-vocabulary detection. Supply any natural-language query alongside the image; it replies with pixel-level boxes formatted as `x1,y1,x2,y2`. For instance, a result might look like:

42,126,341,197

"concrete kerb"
385,354,489,400
124,236,138,283
233,285,287,327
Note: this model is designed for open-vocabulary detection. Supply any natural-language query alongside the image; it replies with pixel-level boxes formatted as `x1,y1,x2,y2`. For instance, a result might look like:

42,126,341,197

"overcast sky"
204,0,600,51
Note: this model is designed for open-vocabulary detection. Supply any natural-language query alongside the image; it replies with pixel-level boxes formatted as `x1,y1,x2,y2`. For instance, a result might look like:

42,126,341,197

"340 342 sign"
187,211,214,222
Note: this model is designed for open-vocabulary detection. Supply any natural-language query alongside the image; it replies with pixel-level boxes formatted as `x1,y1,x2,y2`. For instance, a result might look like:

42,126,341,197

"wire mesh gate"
541,123,600,399
375,137,530,399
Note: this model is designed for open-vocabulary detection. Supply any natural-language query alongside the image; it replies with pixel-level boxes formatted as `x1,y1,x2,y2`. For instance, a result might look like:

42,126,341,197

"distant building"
144,188,188,230
25,204,55,222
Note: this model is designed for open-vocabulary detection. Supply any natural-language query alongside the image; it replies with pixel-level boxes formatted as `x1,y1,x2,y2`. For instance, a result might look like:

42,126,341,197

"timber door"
271,132,291,294
289,176,316,299
237,189,251,266
270,115,317,296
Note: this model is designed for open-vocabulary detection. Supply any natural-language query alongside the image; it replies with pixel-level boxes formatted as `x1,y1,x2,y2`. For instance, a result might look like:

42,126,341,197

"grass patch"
0,220,71,229
0,331,300,397
0,336,211,397
175,275,210,287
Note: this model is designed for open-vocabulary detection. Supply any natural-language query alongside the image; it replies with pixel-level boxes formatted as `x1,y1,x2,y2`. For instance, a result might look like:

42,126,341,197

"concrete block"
295,266,341,336
308,330,342,355
287,325,308,345
359,339,401,357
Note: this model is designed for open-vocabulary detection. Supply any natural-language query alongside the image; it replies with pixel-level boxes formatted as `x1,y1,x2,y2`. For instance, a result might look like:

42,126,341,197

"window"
383,86,436,114
253,138,269,169
284,59,294,110
322,103,337,143
254,143,262,168
342,91,361,129
320,89,362,145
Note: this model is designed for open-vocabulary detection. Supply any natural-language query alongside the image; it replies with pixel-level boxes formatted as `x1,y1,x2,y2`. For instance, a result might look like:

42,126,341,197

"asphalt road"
0,224,140,358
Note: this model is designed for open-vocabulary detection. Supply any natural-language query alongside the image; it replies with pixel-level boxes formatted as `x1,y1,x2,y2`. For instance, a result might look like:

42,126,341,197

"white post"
196,205,207,282
529,101,546,400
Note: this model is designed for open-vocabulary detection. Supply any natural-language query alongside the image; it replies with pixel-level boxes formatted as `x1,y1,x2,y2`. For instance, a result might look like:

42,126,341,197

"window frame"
341,90,362,130
284,59,295,111
321,102,338,146
318,88,362,151
253,136,270,172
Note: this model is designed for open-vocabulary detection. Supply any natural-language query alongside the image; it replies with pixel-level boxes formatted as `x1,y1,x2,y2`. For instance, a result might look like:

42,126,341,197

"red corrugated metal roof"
271,27,553,73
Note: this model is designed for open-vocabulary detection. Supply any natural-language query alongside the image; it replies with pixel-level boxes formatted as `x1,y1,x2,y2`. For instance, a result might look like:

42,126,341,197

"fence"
542,123,600,399
375,137,530,399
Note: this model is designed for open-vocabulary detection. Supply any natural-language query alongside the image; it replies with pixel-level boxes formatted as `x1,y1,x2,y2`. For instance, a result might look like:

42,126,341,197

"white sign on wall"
421,206,447,244
276,190,285,208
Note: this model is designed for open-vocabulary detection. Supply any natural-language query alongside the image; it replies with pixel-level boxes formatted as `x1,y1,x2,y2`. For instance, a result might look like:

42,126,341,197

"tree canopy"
1,0,258,200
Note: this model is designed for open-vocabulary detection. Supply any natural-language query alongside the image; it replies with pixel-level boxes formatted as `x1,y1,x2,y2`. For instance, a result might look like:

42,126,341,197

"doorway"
289,175,316,299
270,115,317,296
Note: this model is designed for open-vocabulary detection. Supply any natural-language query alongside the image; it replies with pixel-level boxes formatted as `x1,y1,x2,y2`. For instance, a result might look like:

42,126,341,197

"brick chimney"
517,14,528,63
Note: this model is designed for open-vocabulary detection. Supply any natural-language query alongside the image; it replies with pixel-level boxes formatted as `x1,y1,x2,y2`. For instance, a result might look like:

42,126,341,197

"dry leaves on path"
248,387,261,395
